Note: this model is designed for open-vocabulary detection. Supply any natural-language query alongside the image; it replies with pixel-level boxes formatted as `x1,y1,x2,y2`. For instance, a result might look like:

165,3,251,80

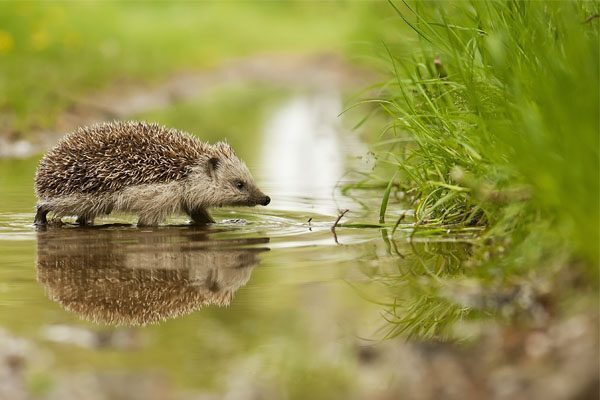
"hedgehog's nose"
261,196,271,206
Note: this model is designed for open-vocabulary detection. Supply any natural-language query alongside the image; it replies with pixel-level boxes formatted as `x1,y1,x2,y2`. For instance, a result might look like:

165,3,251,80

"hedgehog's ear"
206,157,220,179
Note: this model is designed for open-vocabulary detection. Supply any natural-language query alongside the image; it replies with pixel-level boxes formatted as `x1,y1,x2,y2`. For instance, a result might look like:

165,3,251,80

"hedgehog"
34,121,270,226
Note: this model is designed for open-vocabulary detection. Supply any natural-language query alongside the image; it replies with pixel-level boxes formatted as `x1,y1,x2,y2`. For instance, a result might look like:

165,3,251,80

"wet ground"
0,68,597,399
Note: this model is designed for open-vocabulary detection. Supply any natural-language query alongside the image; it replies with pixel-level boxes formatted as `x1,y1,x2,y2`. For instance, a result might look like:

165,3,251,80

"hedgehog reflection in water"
36,227,269,325
34,121,270,226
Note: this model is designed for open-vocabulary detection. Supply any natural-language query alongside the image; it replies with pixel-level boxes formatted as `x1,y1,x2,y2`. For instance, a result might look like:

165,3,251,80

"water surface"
0,88,478,398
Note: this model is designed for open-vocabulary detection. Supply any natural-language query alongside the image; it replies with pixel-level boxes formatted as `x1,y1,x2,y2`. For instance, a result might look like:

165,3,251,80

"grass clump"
365,1,598,274
350,1,599,339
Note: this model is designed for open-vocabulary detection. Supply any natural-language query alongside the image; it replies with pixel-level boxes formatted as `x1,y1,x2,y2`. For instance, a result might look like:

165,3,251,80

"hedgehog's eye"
235,181,245,190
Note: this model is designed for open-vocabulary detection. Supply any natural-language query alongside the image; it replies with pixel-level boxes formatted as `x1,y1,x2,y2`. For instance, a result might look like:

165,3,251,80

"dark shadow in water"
35,225,269,326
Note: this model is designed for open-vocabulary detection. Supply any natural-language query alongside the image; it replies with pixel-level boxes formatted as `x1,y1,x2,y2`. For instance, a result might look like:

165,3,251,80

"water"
0,89,480,399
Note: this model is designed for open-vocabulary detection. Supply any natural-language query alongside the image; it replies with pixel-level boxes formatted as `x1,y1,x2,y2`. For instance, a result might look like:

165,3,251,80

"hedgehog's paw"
76,215,94,226
188,208,215,225
34,204,49,226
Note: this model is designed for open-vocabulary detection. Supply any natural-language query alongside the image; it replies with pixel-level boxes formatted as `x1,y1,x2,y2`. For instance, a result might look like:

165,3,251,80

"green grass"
364,1,598,267
351,1,599,338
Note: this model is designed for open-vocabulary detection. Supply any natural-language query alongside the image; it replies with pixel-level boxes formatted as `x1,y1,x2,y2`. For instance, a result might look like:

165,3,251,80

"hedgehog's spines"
35,121,233,199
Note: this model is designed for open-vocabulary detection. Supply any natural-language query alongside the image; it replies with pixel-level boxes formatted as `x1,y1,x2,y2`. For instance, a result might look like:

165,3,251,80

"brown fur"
34,121,270,226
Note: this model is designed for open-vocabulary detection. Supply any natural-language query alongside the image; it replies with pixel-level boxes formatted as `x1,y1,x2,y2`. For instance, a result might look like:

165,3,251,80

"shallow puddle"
0,88,481,398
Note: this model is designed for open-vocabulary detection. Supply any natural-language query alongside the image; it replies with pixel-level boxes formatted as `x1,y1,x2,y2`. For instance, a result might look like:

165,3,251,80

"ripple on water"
0,213,38,240
0,205,379,248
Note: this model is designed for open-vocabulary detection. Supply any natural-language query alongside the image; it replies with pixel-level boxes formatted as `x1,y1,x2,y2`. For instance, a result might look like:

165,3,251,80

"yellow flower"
31,30,50,51
0,31,14,54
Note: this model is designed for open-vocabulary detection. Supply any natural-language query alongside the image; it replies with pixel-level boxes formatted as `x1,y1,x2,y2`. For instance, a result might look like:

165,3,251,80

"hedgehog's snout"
261,196,271,206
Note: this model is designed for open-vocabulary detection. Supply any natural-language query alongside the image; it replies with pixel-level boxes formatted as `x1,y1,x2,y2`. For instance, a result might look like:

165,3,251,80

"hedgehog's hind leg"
34,204,49,226
188,208,215,225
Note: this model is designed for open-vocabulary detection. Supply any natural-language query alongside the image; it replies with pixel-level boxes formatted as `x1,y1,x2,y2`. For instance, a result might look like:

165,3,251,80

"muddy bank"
0,53,375,159
1,311,597,400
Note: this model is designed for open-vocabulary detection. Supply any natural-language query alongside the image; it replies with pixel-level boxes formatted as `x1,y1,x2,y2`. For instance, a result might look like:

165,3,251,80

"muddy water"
0,89,477,399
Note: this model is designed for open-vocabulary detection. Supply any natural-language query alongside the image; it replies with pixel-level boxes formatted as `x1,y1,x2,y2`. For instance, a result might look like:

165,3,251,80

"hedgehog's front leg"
34,204,49,226
188,208,215,225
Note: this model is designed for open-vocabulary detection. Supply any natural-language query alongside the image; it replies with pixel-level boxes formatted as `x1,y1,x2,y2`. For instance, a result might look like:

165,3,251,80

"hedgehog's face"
191,153,270,208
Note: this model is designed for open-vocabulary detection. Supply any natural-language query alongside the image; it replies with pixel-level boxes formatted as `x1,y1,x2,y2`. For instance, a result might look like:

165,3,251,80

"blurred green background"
0,1,389,136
